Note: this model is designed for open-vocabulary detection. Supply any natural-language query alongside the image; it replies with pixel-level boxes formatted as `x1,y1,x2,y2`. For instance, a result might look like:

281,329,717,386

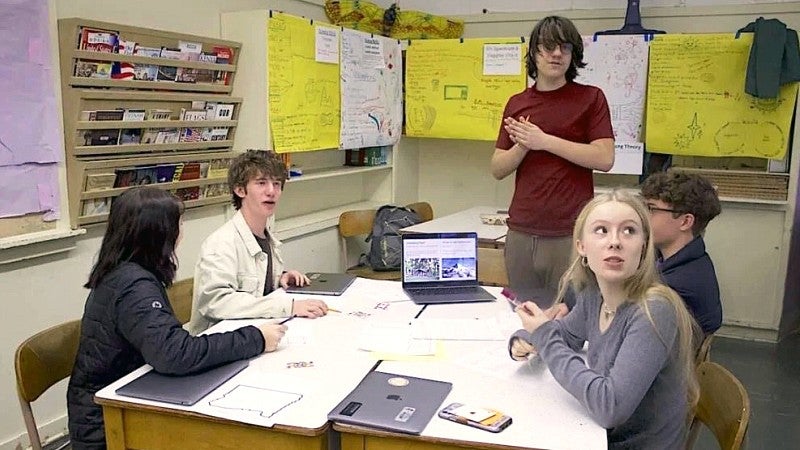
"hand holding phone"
438,402,512,433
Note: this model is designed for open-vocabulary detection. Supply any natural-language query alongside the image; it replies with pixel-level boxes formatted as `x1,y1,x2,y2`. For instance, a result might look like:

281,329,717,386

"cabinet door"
704,205,787,329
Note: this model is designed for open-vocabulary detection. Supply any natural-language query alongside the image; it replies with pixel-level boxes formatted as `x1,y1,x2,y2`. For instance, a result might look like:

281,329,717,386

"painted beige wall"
2,0,798,448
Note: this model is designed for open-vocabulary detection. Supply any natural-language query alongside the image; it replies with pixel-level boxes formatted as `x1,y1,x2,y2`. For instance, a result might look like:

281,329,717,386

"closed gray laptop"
328,370,452,435
401,232,496,304
285,272,356,296
115,360,248,406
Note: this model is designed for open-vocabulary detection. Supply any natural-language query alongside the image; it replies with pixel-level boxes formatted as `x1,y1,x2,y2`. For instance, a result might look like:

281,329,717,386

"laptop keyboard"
407,286,477,295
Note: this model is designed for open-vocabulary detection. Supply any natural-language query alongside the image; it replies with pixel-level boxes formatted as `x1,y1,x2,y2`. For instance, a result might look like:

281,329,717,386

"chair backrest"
406,201,434,222
477,247,509,287
166,277,194,324
337,202,434,271
695,334,714,366
687,361,750,450
15,319,82,450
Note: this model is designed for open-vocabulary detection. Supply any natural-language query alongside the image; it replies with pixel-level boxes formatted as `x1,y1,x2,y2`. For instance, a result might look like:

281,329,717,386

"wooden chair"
695,334,714,366
338,202,433,280
166,278,194,324
15,320,81,450
478,247,509,287
686,361,750,450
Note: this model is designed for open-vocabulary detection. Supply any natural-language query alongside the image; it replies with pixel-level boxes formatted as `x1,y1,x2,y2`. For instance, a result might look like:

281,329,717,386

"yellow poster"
405,38,527,140
646,34,798,159
268,13,340,152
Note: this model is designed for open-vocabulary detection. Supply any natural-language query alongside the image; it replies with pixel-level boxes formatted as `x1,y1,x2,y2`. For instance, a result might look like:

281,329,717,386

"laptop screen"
402,232,479,287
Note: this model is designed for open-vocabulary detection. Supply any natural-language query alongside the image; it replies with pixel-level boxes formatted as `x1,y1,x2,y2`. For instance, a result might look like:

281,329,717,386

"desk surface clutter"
95,278,606,449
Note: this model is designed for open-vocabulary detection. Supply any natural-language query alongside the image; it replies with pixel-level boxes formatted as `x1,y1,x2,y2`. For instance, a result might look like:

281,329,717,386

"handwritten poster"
577,35,649,145
340,29,402,149
0,0,61,219
268,13,340,152
405,38,527,140
646,34,798,159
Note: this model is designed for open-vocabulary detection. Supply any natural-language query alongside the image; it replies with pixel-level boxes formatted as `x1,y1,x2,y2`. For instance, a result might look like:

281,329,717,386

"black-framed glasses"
536,42,573,54
646,204,678,214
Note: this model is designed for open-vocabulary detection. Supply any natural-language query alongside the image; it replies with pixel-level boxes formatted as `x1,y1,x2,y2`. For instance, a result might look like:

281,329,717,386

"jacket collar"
232,210,282,257
658,236,707,271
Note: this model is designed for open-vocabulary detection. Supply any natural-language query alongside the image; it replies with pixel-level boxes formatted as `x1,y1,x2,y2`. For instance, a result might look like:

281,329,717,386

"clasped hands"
504,116,550,151
510,302,568,361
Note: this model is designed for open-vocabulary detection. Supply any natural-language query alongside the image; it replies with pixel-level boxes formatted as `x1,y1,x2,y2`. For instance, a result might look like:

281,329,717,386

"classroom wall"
2,0,798,448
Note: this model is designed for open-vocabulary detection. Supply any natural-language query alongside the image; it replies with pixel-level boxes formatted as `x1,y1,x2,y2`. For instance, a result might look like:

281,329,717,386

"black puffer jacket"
67,262,264,449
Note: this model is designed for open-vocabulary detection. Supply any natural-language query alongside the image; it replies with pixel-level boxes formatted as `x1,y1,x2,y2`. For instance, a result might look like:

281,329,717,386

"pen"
279,315,295,325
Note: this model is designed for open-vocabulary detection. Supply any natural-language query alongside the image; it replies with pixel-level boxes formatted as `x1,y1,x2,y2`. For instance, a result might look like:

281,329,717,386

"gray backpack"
365,205,422,271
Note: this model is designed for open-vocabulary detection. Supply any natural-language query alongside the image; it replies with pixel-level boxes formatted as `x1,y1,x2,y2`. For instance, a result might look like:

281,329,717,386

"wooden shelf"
286,165,391,184
76,119,237,130
59,18,243,228
73,50,236,72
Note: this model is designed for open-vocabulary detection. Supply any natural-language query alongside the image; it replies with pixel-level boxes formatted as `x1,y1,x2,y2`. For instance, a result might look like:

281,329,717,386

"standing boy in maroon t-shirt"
490,16,615,306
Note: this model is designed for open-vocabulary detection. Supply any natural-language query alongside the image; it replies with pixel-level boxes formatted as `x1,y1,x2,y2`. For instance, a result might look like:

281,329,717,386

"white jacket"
186,210,292,335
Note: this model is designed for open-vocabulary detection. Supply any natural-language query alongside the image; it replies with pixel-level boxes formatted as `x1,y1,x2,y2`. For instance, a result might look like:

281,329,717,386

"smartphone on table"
438,402,512,433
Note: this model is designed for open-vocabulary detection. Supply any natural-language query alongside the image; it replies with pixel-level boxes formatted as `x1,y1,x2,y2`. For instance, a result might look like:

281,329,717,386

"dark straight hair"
85,187,184,289
526,16,586,82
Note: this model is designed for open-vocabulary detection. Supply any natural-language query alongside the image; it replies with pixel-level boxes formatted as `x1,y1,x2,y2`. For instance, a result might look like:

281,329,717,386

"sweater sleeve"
507,292,588,359
530,298,678,429
115,277,265,375
194,241,292,322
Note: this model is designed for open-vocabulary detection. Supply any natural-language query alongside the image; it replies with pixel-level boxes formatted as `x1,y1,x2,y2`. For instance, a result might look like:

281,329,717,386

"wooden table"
401,206,508,248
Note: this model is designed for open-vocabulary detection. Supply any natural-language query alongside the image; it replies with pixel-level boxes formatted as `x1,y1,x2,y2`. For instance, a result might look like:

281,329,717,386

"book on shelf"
122,109,145,121
159,47,183,60
204,103,235,120
82,198,111,216
133,166,159,185
134,46,161,57
82,129,120,146
179,127,204,143
94,109,124,121
156,66,178,82
207,159,230,179
199,162,210,178
119,129,142,144
180,108,207,121
198,52,217,63
74,60,112,78
146,109,172,120
171,163,185,182
78,27,118,52
203,183,228,199
154,128,180,144
111,61,135,80
79,110,96,121
118,39,136,55
84,172,116,191
140,129,160,144
113,168,137,187
212,46,234,84
208,127,229,141
179,41,203,55
155,164,178,183
133,64,158,81
175,68,198,83
175,162,202,201
194,69,215,84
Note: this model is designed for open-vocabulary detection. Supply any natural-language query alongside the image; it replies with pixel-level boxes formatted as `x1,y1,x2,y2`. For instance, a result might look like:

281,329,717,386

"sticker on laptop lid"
395,406,416,422
387,377,409,387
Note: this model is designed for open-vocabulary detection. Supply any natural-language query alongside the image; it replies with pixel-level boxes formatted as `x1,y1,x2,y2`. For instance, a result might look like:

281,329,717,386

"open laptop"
402,232,496,304
328,370,452,435
284,272,356,296
115,360,248,406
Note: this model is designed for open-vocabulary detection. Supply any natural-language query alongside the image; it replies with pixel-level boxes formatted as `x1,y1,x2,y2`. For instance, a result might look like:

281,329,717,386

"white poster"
339,29,403,149
314,26,339,64
483,43,522,76
576,35,649,144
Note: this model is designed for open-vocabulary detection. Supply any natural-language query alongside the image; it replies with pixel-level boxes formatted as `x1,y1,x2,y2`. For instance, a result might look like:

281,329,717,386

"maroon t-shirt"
495,82,613,236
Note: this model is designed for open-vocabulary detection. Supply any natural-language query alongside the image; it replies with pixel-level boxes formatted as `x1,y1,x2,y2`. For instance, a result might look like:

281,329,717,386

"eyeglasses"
646,204,678,214
536,42,573,54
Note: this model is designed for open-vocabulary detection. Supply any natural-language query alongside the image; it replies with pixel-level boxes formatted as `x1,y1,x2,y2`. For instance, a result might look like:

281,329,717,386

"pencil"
327,308,342,313
279,315,295,324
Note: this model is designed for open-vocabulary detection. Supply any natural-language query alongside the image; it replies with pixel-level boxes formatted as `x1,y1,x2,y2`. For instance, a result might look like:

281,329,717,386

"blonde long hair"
555,188,700,407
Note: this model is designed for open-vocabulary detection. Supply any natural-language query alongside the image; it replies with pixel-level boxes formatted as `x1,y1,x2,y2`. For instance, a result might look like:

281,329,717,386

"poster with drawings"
576,34,649,174
576,34,648,143
339,29,403,149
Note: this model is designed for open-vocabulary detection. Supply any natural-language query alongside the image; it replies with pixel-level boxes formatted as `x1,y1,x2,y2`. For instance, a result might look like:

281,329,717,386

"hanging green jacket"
737,17,800,99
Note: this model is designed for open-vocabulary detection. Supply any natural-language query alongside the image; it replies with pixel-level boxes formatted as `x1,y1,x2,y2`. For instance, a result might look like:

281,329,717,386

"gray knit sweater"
512,289,688,449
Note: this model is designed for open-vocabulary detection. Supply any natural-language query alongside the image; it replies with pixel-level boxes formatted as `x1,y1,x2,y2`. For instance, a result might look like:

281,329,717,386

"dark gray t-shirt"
253,232,273,295
514,288,688,449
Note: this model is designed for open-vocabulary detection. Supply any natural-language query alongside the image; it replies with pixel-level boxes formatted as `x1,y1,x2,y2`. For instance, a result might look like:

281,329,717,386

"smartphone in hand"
438,402,512,433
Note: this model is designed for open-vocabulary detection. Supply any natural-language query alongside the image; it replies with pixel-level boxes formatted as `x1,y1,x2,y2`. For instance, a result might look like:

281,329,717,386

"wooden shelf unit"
58,18,243,227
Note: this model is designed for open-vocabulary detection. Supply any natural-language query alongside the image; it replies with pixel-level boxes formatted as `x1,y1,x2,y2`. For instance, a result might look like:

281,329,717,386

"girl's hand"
516,301,551,334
